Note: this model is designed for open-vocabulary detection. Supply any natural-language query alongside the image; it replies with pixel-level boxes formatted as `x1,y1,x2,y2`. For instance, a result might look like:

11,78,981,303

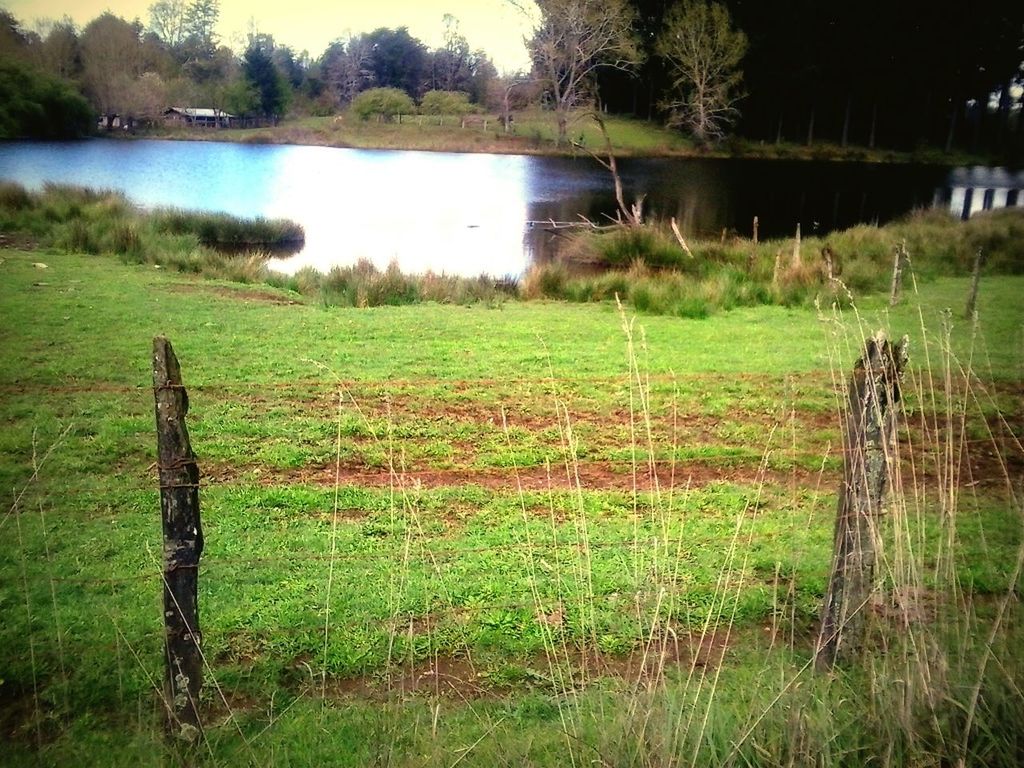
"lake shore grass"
130,109,990,164
0,181,302,281
4,180,1022,319
0,242,1021,765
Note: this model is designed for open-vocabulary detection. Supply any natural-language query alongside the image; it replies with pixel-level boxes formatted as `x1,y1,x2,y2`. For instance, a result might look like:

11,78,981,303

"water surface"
0,139,964,276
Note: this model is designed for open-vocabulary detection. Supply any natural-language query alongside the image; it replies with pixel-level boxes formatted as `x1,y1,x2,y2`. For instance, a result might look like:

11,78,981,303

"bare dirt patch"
301,629,738,702
165,282,301,305
207,459,831,493
0,234,39,251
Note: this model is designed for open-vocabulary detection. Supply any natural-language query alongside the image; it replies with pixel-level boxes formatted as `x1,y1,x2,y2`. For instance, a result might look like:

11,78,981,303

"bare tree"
656,0,747,143
80,13,144,116
36,17,81,79
128,71,169,125
525,0,641,144
487,74,535,132
434,14,471,91
322,34,375,107
147,0,187,50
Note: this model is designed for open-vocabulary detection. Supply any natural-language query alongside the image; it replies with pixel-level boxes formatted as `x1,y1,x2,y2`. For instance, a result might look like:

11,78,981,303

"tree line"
0,2,504,136
0,0,1021,158
592,0,1024,155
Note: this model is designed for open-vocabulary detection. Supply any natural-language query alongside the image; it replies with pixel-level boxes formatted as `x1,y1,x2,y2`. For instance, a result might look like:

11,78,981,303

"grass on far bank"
142,108,991,165
0,243,1021,766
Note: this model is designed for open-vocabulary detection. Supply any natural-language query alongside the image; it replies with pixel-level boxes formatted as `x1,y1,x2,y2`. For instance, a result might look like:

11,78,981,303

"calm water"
0,138,956,276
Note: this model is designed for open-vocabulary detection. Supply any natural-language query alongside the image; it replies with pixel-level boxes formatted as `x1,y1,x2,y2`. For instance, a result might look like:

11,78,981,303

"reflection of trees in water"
521,156,951,270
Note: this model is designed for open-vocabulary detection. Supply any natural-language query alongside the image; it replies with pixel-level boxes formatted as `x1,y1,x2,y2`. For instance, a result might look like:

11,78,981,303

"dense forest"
0,0,1021,158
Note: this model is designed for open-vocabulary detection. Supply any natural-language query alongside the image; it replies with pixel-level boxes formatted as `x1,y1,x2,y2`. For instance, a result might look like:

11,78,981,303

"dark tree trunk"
841,96,852,148
946,102,959,153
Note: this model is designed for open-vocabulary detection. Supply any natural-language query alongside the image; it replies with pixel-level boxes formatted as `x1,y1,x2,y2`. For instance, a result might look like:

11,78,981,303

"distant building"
163,107,234,128
97,114,132,131
941,167,1024,219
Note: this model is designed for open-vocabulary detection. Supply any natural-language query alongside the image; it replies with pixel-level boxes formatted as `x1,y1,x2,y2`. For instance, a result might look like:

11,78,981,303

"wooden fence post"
815,332,909,671
152,336,204,741
965,248,985,318
889,240,908,306
792,222,802,268
753,215,759,245
822,245,836,282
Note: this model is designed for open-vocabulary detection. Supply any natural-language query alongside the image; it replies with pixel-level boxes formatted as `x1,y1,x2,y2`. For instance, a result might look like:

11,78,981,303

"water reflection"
0,138,998,278
261,148,529,276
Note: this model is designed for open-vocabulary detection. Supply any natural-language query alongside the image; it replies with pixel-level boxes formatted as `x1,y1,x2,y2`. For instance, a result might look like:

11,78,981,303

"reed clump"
153,209,305,247
0,182,297,279
266,258,518,308
534,207,1023,316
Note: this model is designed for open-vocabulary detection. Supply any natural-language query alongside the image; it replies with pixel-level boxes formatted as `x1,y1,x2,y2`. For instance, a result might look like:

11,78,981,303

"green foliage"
350,87,415,121
221,77,259,116
243,41,290,118
0,58,93,139
419,89,473,115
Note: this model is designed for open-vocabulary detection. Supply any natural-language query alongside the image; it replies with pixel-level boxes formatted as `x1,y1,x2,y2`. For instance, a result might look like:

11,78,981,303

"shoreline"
102,112,990,167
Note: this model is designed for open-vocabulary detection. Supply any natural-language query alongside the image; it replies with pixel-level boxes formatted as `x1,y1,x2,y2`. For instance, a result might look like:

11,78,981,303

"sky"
4,0,539,73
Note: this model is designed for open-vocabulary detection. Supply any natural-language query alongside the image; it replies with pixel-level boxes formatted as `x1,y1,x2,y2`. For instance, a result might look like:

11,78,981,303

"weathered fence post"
889,240,909,306
965,248,985,318
152,336,204,741
753,215,759,245
792,222,802,268
815,332,909,671
822,245,836,282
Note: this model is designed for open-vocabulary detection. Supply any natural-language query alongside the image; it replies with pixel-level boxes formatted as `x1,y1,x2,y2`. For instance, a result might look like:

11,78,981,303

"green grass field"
0,246,1022,765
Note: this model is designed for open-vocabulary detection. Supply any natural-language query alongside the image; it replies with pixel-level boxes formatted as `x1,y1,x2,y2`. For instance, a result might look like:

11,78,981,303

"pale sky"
4,0,539,73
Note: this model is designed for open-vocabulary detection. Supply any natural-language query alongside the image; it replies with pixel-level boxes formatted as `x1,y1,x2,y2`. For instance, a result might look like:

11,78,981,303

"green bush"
419,90,474,116
350,88,416,122
0,59,93,140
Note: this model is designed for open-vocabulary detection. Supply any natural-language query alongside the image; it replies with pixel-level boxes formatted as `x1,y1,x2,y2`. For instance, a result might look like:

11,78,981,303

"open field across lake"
0,248,1022,765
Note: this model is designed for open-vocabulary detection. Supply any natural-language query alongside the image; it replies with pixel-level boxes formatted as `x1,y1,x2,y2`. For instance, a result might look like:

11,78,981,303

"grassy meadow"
1,222,1022,766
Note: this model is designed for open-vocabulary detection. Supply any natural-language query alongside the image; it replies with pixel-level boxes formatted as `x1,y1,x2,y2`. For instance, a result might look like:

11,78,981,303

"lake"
0,138,979,277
